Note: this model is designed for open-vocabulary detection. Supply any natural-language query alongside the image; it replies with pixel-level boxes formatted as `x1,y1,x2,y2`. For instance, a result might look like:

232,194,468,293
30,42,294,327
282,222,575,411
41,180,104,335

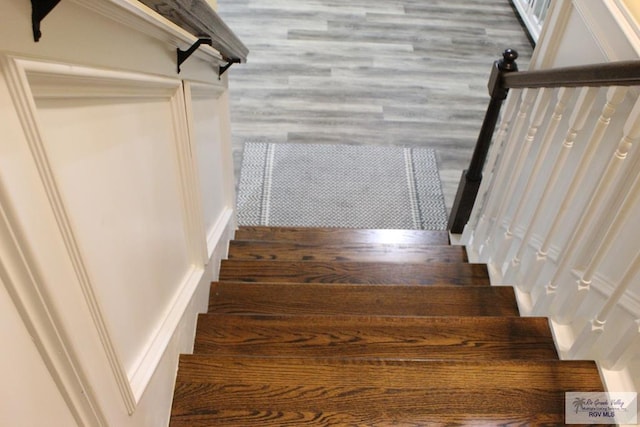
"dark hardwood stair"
234,226,450,245
219,260,490,285
193,314,559,359
209,282,519,316
228,240,468,263
170,226,605,426
171,357,603,426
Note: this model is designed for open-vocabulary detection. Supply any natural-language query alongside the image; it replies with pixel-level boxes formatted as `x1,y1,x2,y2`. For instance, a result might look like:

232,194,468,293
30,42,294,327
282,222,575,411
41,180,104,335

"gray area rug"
237,143,448,230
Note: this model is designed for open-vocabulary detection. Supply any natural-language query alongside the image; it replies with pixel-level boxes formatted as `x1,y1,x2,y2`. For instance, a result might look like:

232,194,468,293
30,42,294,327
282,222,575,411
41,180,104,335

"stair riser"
235,227,451,245
219,260,490,285
193,315,558,359
228,241,468,263
209,283,521,316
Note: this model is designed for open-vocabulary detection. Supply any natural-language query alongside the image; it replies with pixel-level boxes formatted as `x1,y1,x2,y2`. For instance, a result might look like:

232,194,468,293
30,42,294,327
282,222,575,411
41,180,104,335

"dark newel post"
448,49,519,233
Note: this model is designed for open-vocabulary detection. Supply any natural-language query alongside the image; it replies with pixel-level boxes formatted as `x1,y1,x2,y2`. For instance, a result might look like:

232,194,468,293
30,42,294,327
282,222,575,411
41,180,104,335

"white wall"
0,0,237,425
0,281,77,427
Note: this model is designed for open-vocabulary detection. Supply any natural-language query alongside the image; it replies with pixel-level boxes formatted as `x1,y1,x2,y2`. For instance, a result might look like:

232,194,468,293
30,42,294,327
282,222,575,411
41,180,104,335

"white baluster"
478,89,535,261
524,87,628,295
483,89,551,266
504,87,597,287
498,88,578,282
464,91,520,246
545,96,640,323
603,318,640,371
554,157,640,324
568,249,640,359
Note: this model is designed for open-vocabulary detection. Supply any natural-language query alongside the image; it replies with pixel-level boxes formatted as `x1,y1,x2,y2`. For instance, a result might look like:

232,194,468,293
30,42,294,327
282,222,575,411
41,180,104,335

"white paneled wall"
0,0,237,425
462,0,640,400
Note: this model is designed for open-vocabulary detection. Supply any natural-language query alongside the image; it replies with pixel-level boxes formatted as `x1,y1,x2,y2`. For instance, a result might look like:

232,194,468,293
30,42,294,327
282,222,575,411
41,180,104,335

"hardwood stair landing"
170,227,605,426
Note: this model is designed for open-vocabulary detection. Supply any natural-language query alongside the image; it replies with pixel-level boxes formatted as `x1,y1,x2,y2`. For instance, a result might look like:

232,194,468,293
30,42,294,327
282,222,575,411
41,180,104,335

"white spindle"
482,89,551,264
553,155,640,323
523,87,628,294
568,249,640,359
464,91,520,244
477,89,536,261
544,96,640,322
503,87,597,286
603,318,640,371
493,88,575,273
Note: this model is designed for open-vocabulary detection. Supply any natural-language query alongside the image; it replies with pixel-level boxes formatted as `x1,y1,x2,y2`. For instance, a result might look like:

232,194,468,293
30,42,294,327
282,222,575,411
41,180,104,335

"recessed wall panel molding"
1,55,138,413
184,81,234,256
0,71,108,423
4,55,214,410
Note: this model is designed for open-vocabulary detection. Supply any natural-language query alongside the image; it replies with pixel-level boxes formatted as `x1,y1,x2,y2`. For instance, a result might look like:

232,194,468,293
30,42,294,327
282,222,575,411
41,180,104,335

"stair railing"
449,49,640,233
455,48,640,383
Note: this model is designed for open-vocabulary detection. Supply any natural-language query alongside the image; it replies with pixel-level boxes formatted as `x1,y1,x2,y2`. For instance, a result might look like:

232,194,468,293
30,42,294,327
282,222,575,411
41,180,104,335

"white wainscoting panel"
32,76,191,372
19,58,213,406
187,82,234,256
0,0,238,424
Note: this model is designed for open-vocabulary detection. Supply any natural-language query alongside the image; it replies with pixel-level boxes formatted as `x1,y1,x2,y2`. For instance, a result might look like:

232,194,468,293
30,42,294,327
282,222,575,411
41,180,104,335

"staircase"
169,226,605,426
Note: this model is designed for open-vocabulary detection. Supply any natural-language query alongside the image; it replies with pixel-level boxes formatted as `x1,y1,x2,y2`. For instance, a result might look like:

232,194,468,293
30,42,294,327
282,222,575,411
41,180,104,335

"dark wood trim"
503,60,640,89
137,0,249,62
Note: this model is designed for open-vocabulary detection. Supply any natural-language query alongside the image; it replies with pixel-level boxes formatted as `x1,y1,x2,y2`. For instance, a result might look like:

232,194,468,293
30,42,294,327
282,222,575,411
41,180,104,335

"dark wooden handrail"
503,61,640,89
448,49,640,233
139,0,249,64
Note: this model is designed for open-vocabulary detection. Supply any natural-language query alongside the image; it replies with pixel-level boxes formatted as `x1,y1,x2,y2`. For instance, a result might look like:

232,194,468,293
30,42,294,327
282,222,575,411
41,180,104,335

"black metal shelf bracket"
219,58,241,78
177,37,213,73
31,0,61,42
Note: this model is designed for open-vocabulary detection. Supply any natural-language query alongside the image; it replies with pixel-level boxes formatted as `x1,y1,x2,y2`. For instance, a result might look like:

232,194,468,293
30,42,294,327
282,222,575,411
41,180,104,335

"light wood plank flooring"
216,0,533,211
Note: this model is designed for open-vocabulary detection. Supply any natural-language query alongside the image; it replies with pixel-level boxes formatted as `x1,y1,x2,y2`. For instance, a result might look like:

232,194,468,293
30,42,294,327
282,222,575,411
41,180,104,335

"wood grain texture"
209,282,520,316
215,0,534,210
234,226,450,245
193,314,558,359
170,357,604,426
169,225,606,426
228,240,468,262
219,260,490,285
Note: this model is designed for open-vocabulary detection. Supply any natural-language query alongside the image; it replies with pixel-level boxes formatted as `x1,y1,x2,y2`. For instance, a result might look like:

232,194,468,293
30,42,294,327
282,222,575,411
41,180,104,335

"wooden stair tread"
170,226,606,427
170,357,603,426
235,226,450,245
193,314,558,359
209,282,520,316
228,240,468,262
219,260,489,285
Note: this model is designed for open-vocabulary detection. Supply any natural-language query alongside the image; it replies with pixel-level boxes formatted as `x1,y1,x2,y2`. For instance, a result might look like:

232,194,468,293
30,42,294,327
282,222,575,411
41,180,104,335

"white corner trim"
573,0,640,61
608,0,640,55
530,0,573,68
1,55,137,414
206,208,235,260
128,207,234,398
173,82,209,267
127,266,204,399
